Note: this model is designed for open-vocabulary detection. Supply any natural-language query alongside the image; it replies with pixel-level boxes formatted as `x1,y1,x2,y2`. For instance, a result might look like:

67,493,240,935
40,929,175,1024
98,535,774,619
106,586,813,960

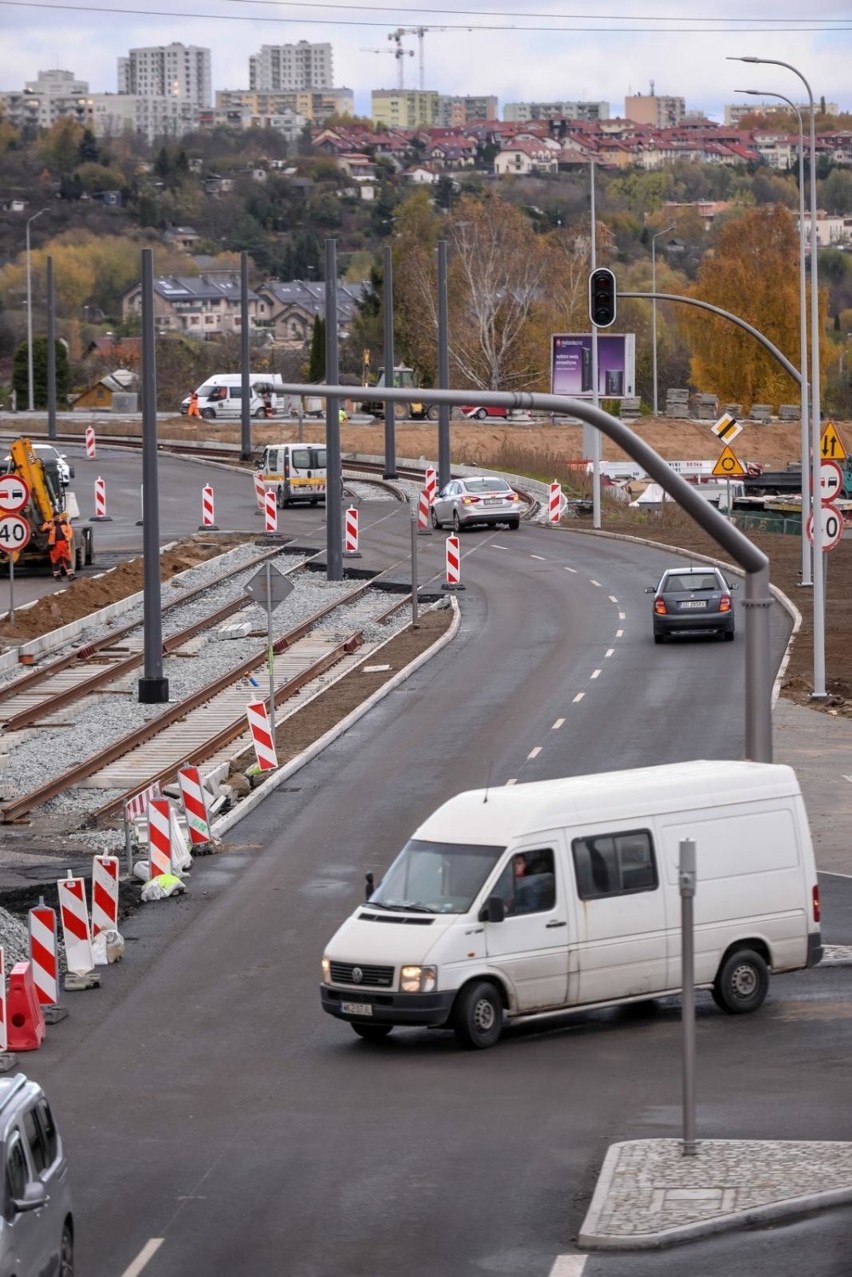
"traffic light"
588,267,617,328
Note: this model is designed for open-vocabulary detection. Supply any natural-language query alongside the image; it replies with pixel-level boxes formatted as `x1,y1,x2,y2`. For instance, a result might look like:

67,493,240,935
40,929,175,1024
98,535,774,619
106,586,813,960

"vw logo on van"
351,967,363,984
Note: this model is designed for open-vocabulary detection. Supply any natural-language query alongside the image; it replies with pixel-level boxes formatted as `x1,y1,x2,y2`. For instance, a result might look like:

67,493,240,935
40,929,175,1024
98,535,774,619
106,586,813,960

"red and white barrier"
344,506,361,557
91,855,119,936
90,475,112,522
549,481,562,524
425,466,437,506
417,489,431,535
124,781,161,823
57,874,94,977
443,534,463,590
264,488,278,534
200,484,219,531
147,798,174,880
254,471,266,513
178,765,211,845
85,425,96,459
0,948,6,1051
246,700,278,771
28,903,59,1007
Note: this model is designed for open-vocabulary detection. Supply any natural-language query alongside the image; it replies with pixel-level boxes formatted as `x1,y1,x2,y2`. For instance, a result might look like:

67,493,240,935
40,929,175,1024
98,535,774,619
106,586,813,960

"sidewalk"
578,698,852,1250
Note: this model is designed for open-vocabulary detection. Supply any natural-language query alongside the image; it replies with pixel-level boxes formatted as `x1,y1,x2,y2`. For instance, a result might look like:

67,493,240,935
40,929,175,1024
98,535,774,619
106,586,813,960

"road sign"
820,421,846,461
819,459,844,504
806,503,844,552
0,514,31,554
244,563,294,614
711,413,743,445
0,475,30,514
711,446,746,478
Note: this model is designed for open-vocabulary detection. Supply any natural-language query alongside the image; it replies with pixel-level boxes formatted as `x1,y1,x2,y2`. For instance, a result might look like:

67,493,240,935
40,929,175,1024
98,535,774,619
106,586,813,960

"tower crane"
360,41,414,91
390,26,458,91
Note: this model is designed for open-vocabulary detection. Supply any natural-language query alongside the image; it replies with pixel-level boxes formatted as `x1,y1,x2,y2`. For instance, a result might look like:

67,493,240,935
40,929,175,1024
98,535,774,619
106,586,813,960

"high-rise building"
118,43,212,109
249,42,333,92
437,95,499,126
371,89,439,129
624,93,685,128
503,100,609,123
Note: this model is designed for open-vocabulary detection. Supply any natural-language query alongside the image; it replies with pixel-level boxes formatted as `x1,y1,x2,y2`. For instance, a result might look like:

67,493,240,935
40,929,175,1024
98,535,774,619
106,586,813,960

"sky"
0,0,850,123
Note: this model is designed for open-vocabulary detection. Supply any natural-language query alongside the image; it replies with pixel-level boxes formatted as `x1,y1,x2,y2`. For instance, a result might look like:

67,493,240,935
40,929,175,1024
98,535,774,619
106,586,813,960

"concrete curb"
211,597,461,837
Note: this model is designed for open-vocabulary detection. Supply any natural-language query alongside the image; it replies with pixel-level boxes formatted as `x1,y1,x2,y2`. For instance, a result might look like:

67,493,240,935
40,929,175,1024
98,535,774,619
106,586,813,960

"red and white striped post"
246,700,278,771
57,873,95,977
178,765,211,846
124,781,161,824
425,466,437,506
442,535,465,591
199,484,219,531
90,475,112,522
343,506,362,558
417,489,432,535
91,855,119,937
147,798,174,880
549,481,562,525
264,488,278,534
0,948,5,1052
85,425,96,459
254,471,266,515
28,901,59,1008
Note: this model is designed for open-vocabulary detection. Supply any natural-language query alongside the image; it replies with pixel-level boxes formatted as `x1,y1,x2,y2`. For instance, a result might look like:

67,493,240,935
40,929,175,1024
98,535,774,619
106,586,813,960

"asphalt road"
21,503,852,1277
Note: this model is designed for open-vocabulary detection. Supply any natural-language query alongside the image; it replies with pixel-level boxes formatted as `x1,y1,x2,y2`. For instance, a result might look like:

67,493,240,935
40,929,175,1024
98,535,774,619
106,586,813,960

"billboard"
551,333,636,400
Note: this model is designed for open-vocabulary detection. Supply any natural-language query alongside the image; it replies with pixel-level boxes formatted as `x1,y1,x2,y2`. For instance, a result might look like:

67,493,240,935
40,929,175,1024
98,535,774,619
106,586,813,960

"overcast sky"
1,0,849,122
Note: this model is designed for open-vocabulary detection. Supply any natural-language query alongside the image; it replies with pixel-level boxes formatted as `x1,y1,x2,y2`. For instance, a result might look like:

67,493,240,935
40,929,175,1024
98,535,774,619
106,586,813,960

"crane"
390,26,458,91
360,41,414,91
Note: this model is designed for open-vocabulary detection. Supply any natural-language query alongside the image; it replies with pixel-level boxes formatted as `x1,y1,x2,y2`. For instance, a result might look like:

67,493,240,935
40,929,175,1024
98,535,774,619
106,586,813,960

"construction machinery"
2,437,93,574
356,364,436,421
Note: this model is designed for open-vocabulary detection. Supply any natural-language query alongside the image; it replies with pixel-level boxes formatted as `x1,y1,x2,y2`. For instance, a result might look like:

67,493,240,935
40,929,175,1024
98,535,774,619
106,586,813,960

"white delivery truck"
320,760,823,1050
181,373,286,420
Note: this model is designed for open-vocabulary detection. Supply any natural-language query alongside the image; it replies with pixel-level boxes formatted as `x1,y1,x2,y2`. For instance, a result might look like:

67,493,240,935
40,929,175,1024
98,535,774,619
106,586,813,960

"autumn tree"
681,204,822,411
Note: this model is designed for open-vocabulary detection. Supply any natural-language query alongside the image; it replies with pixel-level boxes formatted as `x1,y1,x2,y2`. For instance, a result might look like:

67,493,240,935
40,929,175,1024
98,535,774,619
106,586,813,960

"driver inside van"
496,852,555,915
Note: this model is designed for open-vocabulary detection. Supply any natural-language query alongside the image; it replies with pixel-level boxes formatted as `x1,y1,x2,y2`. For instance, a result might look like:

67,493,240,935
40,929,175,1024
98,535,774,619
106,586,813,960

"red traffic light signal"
589,267,617,328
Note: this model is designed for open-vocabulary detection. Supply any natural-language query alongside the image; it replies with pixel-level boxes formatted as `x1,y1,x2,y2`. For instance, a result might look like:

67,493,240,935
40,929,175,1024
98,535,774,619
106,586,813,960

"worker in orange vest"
187,390,201,418
41,512,76,580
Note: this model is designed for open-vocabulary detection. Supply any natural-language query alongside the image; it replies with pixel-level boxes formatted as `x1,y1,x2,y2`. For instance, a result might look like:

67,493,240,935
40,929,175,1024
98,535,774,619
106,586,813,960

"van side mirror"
478,895,505,924
365,872,374,901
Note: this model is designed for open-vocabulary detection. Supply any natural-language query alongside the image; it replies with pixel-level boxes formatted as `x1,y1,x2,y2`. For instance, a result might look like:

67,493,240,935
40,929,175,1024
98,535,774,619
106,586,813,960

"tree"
13,337,70,408
307,315,325,382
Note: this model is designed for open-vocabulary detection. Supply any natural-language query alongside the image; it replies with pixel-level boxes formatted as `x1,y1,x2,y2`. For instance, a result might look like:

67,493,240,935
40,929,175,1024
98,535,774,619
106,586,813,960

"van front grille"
329,961,394,988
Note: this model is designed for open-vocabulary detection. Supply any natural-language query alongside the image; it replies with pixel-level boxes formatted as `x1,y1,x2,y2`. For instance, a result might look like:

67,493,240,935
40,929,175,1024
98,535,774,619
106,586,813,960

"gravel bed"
344,479,401,503
0,907,35,967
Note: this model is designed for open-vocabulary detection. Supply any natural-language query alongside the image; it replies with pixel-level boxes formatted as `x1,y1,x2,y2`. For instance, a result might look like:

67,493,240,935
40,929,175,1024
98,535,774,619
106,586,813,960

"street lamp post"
737,88,811,586
729,56,825,698
25,207,49,412
651,223,675,418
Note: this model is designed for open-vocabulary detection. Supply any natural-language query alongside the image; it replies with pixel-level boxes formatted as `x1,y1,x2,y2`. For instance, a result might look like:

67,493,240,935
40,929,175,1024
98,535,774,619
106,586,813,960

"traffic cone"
6,962,46,1051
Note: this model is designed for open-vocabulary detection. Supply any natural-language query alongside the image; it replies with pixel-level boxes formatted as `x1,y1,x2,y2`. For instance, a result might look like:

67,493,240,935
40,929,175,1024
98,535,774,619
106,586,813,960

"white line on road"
605,648,614,658
531,554,547,561
528,746,542,759
616,628,624,637
608,594,618,603
591,669,601,679
590,579,602,587
564,566,577,573
120,1240,164,1277
552,718,565,730
619,611,626,620
573,692,585,703
506,778,517,785
549,1256,587,1276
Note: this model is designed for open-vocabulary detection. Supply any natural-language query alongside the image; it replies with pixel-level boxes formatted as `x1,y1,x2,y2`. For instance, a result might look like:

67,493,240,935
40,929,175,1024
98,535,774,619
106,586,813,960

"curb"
211,597,461,837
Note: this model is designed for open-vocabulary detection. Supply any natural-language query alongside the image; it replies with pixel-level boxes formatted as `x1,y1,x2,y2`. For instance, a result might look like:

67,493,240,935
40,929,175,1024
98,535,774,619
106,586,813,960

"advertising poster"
551,334,636,399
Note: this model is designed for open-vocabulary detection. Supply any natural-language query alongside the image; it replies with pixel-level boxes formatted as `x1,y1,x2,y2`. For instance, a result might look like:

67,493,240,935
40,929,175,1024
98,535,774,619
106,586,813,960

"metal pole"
410,506,419,629
8,556,14,624
383,245,398,478
651,224,675,419
265,561,276,743
437,240,451,489
137,248,168,704
679,838,697,1157
46,255,56,441
26,208,48,413
590,159,601,530
325,239,343,581
240,250,251,462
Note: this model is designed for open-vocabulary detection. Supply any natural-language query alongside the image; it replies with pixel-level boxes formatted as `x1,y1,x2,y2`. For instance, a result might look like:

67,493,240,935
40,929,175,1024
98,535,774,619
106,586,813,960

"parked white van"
258,442,327,506
181,373,286,420
320,761,823,1049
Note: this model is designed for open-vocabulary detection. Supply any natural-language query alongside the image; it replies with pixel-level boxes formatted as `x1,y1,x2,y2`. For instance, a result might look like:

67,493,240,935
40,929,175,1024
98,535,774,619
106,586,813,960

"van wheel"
351,1023,393,1044
60,1223,74,1277
453,981,503,1049
201,408,216,420
712,948,769,1014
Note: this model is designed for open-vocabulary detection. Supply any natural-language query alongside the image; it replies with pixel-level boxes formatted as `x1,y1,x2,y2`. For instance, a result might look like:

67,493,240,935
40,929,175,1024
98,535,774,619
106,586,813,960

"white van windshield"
369,838,504,914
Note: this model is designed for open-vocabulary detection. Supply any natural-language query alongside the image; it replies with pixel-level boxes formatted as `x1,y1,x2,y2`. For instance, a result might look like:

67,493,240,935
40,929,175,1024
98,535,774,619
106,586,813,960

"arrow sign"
711,413,743,444
711,445,746,478
0,474,30,514
244,562,294,614
820,459,844,504
821,421,847,461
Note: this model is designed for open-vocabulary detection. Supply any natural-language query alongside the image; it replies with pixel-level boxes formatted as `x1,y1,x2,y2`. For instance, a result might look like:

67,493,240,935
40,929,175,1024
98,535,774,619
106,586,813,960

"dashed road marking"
608,594,618,603
552,718,565,730
120,1240,164,1277
531,554,547,561
564,566,577,573
605,648,614,658
573,692,585,703
549,1256,587,1276
619,611,626,620
591,669,601,679
590,579,602,587
528,746,542,759
616,628,624,637
506,778,517,786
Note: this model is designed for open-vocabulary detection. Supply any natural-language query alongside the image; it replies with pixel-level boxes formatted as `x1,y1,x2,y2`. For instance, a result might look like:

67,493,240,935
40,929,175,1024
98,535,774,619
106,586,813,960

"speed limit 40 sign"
0,514,31,554
806,502,844,552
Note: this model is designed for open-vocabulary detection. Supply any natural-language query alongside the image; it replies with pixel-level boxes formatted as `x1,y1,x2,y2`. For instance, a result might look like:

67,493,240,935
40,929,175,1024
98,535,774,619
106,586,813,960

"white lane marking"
552,718,565,730
549,1257,587,1276
616,628,624,637
608,594,618,603
591,669,601,679
605,648,614,658
564,566,577,574
573,692,585,703
844,775,852,783
506,778,517,786
120,1240,164,1277
528,746,542,759
590,579,602,587
619,611,626,620
531,554,547,562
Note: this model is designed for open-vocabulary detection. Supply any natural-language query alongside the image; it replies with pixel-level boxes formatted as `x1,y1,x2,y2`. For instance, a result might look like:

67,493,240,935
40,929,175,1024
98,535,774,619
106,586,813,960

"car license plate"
341,1001,372,1016
484,499,502,506
681,601,706,609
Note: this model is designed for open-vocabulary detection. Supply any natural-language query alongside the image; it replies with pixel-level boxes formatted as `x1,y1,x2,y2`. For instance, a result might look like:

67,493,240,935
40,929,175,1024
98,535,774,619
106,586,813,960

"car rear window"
663,574,720,592
465,478,510,493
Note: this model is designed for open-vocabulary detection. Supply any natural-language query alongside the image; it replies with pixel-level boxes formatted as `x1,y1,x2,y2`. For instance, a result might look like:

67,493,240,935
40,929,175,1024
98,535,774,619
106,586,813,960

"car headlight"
400,964,437,994
321,956,331,983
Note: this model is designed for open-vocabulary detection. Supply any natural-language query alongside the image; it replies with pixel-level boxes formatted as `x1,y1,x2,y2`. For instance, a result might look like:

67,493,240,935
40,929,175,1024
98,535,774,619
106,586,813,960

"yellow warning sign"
820,421,847,461
712,446,747,478
711,413,743,444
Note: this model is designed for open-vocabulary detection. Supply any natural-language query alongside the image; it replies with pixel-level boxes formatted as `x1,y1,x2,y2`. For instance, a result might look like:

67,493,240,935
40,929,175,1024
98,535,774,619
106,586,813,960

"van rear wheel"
453,981,503,1049
712,948,768,1014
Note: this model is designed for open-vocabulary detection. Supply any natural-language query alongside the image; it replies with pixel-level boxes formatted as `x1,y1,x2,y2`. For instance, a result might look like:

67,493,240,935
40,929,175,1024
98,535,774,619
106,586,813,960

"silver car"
0,1073,74,1276
431,475,524,532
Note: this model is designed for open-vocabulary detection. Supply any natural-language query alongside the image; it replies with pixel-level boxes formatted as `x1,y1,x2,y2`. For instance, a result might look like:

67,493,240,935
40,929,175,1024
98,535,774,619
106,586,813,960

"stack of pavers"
749,404,773,423
619,397,642,420
692,392,719,421
778,404,800,421
724,404,743,420
665,388,690,418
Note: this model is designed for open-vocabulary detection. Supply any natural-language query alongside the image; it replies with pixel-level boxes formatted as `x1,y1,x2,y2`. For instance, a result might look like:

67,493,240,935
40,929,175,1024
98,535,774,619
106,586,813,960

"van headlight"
321,956,331,984
400,965,437,994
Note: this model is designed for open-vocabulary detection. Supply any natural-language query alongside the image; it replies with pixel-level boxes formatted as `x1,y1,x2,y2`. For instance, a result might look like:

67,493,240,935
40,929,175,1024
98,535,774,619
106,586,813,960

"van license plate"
342,1002,372,1016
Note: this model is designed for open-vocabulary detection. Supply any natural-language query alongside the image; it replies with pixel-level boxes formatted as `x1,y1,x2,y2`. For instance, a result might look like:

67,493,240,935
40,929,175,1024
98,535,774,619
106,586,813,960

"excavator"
357,355,435,421
2,437,93,574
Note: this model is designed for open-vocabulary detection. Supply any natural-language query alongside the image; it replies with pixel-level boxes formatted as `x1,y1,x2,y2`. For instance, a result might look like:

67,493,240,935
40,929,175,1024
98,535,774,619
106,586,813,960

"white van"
181,373,286,420
320,760,823,1049
258,442,327,506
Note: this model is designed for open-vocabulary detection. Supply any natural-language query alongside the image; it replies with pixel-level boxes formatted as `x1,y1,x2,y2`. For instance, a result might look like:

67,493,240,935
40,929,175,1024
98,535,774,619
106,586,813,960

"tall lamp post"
736,87,811,586
25,207,49,412
729,56,825,699
651,223,675,417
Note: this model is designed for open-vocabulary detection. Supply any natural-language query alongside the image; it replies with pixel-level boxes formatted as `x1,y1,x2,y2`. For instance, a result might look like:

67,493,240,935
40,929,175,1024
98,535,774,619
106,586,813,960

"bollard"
343,506,362,558
442,534,465,591
417,489,432,535
147,799,174,880
85,425,96,459
264,488,277,534
549,481,562,525
254,471,266,515
91,856,119,936
89,475,112,522
246,700,278,771
425,466,437,506
199,484,219,531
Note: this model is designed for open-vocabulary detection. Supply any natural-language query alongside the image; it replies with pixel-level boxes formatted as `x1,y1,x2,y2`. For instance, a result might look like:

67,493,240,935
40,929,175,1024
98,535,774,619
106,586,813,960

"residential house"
494,138,559,176
121,273,265,337
253,279,368,348
70,368,138,412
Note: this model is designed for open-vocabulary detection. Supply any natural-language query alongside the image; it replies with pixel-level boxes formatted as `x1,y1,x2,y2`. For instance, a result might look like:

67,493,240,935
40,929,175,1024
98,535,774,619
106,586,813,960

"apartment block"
215,87,353,125
84,93,199,142
118,43,212,110
371,89,440,129
503,100,609,123
625,93,685,128
437,95,499,126
725,101,839,127
249,41,333,92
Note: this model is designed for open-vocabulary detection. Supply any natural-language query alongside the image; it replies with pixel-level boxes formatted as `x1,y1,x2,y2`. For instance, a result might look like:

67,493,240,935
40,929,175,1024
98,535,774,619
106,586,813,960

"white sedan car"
431,475,524,532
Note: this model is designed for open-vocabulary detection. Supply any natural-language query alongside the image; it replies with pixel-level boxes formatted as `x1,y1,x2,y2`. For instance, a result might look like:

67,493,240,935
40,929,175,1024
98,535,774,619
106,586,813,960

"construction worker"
187,390,201,418
42,512,76,580
339,406,349,425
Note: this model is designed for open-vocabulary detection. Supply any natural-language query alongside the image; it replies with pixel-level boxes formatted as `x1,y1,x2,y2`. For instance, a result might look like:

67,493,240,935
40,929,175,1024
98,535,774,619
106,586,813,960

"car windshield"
463,478,511,494
369,838,505,914
662,574,720,592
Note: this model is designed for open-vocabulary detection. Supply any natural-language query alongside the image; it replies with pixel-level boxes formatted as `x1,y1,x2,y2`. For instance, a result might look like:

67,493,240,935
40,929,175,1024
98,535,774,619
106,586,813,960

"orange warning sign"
711,446,747,478
820,421,847,461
